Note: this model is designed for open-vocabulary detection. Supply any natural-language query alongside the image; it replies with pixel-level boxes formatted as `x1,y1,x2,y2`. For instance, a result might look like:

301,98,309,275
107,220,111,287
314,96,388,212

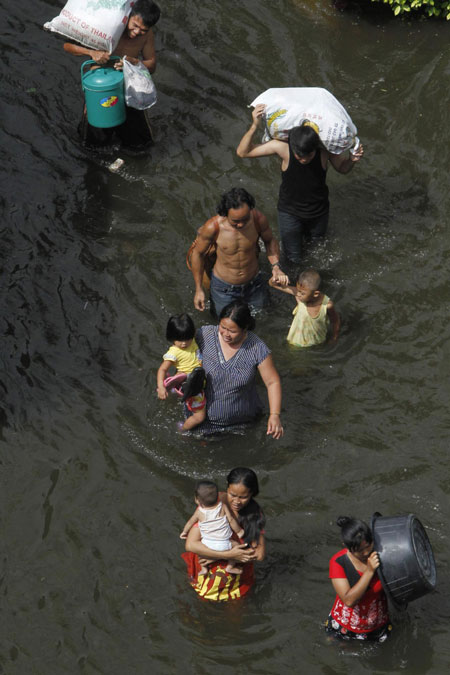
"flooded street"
1,0,450,672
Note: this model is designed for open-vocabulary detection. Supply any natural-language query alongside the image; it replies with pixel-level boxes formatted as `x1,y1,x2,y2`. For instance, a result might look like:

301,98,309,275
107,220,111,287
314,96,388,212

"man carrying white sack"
237,104,364,264
64,0,160,148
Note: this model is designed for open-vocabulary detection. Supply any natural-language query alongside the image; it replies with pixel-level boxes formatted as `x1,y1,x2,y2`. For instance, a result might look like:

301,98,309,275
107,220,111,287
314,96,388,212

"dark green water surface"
1,0,450,672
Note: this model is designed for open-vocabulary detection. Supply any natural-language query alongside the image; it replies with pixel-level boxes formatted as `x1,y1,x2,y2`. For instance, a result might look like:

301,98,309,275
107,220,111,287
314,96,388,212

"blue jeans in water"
209,271,269,317
277,210,329,264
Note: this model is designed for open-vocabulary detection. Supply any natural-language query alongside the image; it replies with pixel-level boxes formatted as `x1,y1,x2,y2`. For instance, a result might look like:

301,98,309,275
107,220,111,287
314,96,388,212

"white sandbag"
44,0,134,53
250,87,358,155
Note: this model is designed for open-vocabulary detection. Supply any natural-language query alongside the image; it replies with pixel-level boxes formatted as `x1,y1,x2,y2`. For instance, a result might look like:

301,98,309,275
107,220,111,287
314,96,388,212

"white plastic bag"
250,87,358,155
44,0,134,53
123,58,157,110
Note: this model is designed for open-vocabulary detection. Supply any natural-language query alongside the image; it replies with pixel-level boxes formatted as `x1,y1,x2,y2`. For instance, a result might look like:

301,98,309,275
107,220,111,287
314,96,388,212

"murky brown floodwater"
2,0,450,672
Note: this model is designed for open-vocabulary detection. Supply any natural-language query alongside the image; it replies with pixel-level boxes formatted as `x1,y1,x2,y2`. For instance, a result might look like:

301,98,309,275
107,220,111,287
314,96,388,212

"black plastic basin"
371,513,437,608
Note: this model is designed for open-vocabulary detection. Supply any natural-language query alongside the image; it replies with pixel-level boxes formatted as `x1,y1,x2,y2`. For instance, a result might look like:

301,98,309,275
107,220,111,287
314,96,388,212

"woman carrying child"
326,516,392,642
194,299,283,438
180,480,245,575
269,268,340,347
182,467,265,601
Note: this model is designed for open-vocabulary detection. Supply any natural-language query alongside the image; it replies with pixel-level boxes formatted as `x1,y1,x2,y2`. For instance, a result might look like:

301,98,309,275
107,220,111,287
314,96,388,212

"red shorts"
186,390,206,413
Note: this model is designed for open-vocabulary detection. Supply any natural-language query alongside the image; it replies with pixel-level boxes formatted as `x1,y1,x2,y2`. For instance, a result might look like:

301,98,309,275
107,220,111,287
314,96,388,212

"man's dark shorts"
209,271,269,316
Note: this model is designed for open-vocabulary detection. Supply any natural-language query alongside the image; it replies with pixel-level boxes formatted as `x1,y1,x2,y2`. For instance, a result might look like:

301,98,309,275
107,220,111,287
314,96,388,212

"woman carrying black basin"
326,516,392,642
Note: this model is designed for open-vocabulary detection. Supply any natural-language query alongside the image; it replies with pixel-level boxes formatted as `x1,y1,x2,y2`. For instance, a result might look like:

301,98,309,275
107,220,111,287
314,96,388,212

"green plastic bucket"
81,58,126,129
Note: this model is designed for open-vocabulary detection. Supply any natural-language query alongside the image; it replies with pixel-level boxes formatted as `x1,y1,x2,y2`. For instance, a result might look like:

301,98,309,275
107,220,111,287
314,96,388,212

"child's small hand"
275,274,289,287
157,386,168,400
270,269,289,287
180,531,188,539
237,528,245,539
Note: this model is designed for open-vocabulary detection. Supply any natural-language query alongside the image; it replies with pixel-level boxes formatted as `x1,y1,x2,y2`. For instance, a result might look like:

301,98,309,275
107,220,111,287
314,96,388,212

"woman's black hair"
227,467,259,497
238,499,266,547
216,187,256,217
219,300,255,332
130,0,161,27
336,516,373,552
166,314,195,342
227,467,263,546
289,123,320,157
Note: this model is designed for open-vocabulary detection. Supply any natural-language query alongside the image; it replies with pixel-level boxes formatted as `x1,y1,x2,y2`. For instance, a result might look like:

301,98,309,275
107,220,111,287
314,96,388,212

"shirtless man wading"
191,187,288,316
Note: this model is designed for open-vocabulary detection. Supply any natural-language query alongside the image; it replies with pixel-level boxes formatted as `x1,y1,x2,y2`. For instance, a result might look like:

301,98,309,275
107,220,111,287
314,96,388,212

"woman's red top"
329,548,389,633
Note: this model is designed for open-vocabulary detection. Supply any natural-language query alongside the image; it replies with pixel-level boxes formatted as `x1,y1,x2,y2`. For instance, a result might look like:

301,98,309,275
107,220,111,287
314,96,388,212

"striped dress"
195,325,271,435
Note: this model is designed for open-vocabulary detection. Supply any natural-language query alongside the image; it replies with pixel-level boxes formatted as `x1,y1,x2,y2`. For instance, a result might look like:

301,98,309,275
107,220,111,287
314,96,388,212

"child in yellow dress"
157,314,206,430
269,269,340,347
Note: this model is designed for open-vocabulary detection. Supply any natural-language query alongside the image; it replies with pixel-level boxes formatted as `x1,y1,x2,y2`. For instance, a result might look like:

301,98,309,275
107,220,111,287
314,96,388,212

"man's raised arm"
236,105,286,160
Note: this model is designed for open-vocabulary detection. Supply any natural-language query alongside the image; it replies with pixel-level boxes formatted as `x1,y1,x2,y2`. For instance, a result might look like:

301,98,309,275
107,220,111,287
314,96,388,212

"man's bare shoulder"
199,216,221,239
252,208,268,223
252,209,269,234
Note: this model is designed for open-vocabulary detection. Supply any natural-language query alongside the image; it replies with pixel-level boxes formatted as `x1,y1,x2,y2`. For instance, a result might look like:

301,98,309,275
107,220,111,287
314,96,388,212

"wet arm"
185,526,256,563
332,552,379,607
268,279,297,296
191,222,217,311
63,42,110,64
222,504,244,539
328,144,364,175
258,355,283,439
327,302,340,342
236,105,286,160
251,533,266,562
156,360,173,399
180,509,200,539
332,571,373,608
258,214,288,286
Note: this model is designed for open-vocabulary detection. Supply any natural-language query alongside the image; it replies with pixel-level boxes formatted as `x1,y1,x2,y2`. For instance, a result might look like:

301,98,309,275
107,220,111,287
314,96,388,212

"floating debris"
108,158,125,173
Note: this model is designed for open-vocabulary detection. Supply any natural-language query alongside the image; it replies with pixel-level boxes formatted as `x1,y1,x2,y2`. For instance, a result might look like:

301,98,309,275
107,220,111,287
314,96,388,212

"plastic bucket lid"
371,512,436,609
82,67,124,92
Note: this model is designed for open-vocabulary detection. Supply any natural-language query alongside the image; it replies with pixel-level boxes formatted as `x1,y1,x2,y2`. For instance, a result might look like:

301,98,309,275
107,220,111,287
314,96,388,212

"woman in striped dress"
194,300,283,438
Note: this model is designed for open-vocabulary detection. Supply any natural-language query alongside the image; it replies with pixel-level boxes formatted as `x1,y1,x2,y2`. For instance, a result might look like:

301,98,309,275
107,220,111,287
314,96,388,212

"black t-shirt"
277,140,329,219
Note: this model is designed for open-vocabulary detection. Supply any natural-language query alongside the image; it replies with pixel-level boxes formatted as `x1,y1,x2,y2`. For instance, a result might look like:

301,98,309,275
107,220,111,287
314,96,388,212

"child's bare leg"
182,407,206,431
225,541,243,574
225,560,243,574
199,557,214,575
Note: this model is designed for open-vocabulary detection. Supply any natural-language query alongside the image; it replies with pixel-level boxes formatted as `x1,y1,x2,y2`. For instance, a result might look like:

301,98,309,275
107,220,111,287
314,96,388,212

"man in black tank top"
237,104,364,264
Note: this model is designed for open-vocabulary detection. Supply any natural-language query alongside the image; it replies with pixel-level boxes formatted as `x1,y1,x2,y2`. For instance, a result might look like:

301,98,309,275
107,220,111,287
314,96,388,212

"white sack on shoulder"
44,0,134,53
250,87,358,155
123,58,157,110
